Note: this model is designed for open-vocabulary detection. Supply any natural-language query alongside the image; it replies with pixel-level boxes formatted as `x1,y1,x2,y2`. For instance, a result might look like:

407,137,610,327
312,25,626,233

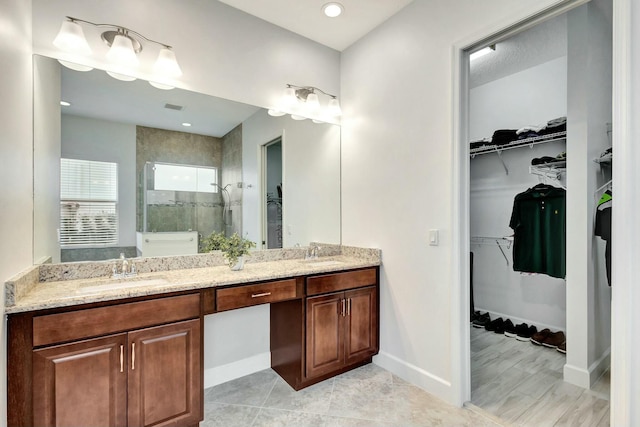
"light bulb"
282,87,297,107
154,47,182,77
106,34,139,67
327,98,342,116
305,93,320,111
291,115,307,121
268,109,286,117
106,70,136,81
53,20,92,55
322,3,344,18
149,81,175,90
57,60,93,72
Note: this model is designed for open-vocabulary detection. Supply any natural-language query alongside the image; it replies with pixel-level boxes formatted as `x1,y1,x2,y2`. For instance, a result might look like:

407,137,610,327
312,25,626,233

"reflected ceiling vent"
164,103,183,111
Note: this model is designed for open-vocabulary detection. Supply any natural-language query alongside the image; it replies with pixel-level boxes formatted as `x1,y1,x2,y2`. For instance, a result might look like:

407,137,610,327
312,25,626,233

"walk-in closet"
467,1,612,425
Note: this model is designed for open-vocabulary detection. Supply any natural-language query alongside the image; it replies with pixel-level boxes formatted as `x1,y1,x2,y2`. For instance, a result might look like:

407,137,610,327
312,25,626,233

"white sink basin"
302,260,346,267
76,278,169,294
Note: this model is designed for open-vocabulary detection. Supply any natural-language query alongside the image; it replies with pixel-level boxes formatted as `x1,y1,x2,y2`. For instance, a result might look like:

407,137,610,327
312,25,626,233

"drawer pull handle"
131,343,135,370
251,292,272,298
341,299,346,316
120,345,124,373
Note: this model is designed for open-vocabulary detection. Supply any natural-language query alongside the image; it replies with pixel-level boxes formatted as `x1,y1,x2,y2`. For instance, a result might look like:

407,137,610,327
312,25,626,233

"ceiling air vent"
164,103,184,111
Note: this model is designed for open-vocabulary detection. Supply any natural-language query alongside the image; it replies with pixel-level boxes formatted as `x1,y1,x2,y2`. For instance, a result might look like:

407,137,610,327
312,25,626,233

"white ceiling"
61,66,260,138
217,0,416,51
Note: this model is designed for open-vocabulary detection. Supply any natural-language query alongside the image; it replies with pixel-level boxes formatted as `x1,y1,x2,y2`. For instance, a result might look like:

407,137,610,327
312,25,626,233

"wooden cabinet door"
33,334,127,427
305,292,345,379
344,286,378,365
128,319,202,427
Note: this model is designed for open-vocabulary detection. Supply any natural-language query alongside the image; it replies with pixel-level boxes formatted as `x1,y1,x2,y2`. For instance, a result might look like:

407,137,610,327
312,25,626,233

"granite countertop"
5,251,380,314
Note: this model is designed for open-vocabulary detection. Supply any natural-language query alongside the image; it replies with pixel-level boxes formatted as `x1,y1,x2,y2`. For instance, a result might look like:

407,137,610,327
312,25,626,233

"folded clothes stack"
531,151,566,165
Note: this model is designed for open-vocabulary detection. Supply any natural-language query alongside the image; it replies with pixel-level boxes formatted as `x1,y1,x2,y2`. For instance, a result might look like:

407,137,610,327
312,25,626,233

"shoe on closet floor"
472,312,490,328
531,328,551,345
557,341,566,354
470,311,481,323
485,317,504,332
517,325,537,341
542,331,566,349
503,319,517,337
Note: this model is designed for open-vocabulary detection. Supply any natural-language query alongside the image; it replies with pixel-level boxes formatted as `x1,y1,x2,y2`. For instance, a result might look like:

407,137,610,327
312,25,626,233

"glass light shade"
305,93,320,111
149,81,175,90
291,114,307,121
327,98,342,116
57,60,93,72
106,34,139,67
153,48,182,77
106,70,136,81
53,20,92,55
282,87,297,107
268,109,286,117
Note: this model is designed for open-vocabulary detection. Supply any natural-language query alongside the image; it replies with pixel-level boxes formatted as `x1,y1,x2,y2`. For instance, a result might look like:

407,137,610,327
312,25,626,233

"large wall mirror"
33,55,341,264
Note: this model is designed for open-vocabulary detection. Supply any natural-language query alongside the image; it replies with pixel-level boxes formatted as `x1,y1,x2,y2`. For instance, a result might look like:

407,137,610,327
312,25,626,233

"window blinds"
60,158,118,246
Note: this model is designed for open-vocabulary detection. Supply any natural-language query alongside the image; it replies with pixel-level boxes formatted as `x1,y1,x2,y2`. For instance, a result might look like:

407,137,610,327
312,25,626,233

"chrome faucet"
112,253,137,279
306,244,321,260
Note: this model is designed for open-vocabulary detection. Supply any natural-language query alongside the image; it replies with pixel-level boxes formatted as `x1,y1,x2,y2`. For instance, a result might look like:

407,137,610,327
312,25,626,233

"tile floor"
201,364,502,427
470,326,611,426
199,328,611,427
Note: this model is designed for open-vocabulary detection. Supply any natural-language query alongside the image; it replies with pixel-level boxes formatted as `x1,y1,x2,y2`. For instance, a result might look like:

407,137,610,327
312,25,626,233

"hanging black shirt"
509,184,566,279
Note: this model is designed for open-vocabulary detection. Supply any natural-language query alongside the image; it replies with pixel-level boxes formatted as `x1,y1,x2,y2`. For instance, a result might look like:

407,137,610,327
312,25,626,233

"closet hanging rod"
470,131,567,157
470,236,512,266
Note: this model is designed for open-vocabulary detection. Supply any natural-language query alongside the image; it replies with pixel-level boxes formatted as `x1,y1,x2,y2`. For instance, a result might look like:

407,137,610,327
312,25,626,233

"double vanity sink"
5,245,381,427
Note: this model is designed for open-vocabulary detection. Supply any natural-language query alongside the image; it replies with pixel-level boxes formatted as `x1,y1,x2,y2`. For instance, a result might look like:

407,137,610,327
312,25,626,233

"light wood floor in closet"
470,326,610,426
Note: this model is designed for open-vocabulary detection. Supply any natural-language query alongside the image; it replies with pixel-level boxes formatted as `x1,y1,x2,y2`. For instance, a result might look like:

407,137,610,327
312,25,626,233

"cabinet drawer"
33,293,201,347
306,268,377,296
216,279,300,311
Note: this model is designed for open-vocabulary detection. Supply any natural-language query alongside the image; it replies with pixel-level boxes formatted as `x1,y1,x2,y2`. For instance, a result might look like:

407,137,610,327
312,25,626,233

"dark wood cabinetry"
9,293,203,427
272,267,379,390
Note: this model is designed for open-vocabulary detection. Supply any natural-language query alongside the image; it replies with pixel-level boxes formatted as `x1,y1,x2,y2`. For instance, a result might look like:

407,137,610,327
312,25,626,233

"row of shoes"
471,312,566,353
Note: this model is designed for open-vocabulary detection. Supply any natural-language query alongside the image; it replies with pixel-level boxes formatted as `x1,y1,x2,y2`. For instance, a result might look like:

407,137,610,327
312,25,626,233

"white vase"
230,256,245,271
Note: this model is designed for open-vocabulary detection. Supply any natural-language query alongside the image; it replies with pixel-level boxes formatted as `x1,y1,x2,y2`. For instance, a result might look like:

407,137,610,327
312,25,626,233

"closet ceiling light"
470,45,496,61
53,16,182,89
60,101,71,107
322,3,344,18
269,84,342,122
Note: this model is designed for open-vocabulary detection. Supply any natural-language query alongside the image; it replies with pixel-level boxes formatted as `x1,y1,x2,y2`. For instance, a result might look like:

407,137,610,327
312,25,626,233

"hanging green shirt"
509,184,566,279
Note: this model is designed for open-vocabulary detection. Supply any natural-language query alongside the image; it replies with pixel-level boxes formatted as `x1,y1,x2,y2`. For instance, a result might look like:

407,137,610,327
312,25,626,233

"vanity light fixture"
269,84,342,122
322,2,344,18
470,44,496,61
53,16,182,87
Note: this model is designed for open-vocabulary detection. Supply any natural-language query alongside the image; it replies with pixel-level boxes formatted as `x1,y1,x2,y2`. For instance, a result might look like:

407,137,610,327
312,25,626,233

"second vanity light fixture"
268,84,342,122
53,16,182,89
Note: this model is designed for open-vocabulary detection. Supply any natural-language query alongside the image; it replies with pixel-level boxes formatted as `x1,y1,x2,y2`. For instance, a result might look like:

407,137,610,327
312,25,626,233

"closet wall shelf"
594,153,612,165
471,236,513,265
469,131,567,157
529,160,566,180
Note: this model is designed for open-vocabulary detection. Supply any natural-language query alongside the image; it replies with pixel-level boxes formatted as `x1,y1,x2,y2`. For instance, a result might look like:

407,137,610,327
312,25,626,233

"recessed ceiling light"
322,2,343,18
60,101,71,106
182,122,192,127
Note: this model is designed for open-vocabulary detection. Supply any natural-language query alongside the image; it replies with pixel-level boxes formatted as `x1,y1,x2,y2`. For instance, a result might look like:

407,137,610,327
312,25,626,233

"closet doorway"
262,137,283,249
462,1,612,425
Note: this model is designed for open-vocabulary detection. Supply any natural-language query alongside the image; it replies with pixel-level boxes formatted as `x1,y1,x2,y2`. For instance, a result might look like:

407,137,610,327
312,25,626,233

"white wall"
469,56,567,140
340,0,578,403
62,115,137,247
242,109,341,248
564,0,612,388
0,1,33,425
33,55,61,263
31,0,340,113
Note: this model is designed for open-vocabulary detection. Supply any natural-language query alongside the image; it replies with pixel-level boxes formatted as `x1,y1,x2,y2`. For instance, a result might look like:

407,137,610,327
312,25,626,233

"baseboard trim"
373,351,452,403
563,347,611,389
204,352,271,389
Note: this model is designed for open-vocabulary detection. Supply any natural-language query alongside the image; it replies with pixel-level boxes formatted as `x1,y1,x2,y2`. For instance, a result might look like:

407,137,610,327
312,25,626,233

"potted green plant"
221,232,256,270
199,231,227,253
200,231,256,270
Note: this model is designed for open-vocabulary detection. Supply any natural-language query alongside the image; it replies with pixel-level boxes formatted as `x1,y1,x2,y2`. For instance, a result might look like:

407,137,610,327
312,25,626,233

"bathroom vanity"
5,248,380,427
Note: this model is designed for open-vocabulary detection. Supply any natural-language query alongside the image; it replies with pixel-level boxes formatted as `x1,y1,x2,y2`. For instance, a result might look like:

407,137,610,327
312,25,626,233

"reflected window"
60,158,118,246
153,163,218,193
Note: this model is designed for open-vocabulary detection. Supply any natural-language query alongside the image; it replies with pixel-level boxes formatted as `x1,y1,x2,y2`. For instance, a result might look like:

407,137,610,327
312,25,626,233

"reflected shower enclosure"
139,161,233,247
